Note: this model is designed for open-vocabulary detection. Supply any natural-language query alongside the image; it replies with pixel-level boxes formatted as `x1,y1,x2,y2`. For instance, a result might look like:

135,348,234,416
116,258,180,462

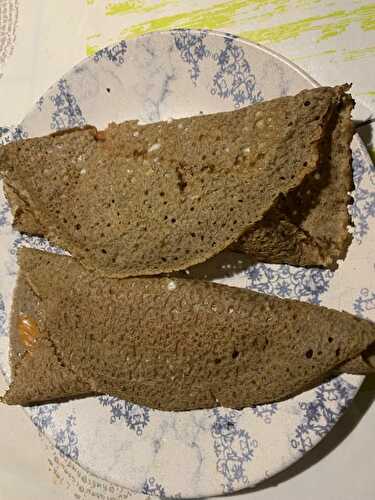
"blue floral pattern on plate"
0,294,5,337
172,29,208,84
50,79,86,130
93,39,127,65
10,233,68,258
173,30,263,106
250,403,278,424
36,96,44,111
246,264,333,304
0,198,9,227
350,149,375,242
210,408,258,493
291,377,357,454
353,288,375,318
142,477,182,499
211,35,263,106
29,405,79,460
0,125,27,144
142,477,166,498
98,395,151,436
0,30,373,497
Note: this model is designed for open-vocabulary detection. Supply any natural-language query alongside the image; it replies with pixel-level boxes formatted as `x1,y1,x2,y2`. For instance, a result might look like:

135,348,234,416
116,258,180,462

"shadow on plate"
235,376,375,497
354,118,374,162
171,250,254,281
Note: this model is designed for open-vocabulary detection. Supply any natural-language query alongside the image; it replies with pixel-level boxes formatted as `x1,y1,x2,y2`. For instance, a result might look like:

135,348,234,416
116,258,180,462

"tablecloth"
0,1,374,499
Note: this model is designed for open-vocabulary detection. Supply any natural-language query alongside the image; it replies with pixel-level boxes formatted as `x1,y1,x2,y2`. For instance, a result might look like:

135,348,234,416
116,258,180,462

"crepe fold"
233,88,354,268
0,86,352,277
2,248,374,410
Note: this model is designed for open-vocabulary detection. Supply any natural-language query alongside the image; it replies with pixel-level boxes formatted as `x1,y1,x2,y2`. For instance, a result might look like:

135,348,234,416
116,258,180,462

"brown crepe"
0,86,347,277
2,248,374,409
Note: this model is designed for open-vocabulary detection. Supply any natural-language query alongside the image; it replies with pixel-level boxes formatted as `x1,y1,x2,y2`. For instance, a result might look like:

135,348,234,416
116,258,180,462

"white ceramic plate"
0,30,374,498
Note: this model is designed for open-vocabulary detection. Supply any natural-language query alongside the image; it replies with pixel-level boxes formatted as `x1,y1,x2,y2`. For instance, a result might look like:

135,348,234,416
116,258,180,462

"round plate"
1,30,374,498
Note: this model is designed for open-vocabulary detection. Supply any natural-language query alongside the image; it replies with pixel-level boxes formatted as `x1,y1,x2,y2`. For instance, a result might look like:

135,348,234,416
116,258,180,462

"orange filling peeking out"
17,315,39,349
